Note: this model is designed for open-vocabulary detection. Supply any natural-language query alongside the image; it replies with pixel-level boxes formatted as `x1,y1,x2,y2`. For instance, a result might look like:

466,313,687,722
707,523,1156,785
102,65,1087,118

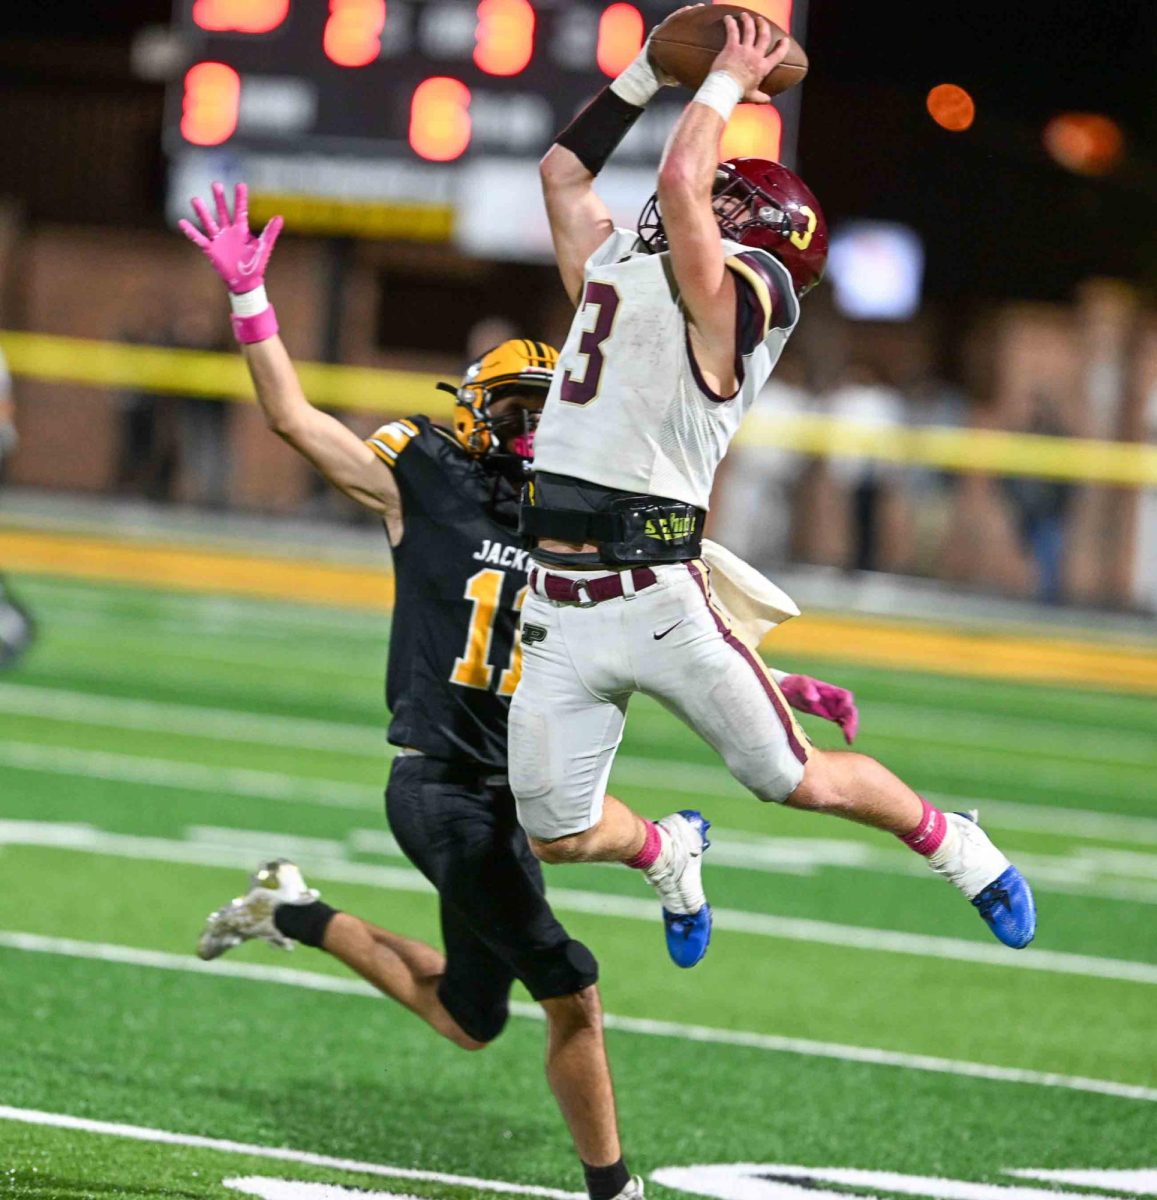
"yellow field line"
0,529,395,611
4,330,1157,485
5,528,1156,695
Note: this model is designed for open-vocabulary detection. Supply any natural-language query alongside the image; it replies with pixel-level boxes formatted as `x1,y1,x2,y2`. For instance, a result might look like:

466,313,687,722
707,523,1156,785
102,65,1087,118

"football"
648,4,809,98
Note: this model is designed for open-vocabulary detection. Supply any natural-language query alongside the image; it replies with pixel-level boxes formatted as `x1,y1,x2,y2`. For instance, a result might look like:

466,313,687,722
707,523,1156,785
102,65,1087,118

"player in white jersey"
511,11,1036,967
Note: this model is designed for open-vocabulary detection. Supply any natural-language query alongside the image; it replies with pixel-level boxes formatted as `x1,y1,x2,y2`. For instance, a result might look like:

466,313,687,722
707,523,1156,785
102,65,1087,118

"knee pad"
438,980,511,1045
727,746,805,805
521,938,600,1003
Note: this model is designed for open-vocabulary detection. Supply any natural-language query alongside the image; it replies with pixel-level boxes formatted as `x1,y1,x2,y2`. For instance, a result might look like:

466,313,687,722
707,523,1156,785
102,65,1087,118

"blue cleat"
927,811,1037,949
972,864,1036,949
646,810,713,968
662,903,713,968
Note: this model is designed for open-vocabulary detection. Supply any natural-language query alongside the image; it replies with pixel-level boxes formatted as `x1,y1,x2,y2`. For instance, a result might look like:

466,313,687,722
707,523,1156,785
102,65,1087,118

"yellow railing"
4,330,1156,487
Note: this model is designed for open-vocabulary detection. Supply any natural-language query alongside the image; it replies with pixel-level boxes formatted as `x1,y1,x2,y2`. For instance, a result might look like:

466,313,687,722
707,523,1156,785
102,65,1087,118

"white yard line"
0,744,380,811
5,738,1157,905
2,821,1155,985
8,681,1156,774
0,1103,580,1199
0,685,384,755
3,682,1156,845
0,932,1153,1104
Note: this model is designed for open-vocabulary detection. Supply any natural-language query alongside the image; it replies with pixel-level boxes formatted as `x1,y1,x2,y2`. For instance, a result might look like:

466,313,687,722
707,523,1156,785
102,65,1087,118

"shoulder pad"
365,418,422,468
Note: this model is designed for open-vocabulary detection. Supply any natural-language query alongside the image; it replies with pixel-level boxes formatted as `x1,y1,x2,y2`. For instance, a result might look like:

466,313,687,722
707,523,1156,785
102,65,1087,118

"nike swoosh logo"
238,251,262,276
653,621,683,641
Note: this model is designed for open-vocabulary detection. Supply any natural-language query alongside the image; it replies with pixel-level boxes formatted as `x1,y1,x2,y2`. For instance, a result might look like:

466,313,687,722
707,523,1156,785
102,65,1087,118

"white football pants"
509,559,810,840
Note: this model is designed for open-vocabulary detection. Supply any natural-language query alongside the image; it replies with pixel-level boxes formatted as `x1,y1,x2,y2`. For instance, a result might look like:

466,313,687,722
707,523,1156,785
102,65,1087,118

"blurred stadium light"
1043,112,1125,176
827,221,924,321
926,83,975,133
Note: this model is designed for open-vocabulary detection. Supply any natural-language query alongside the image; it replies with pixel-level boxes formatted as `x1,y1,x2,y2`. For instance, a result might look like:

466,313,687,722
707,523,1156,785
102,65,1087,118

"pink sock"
899,798,948,857
625,820,663,870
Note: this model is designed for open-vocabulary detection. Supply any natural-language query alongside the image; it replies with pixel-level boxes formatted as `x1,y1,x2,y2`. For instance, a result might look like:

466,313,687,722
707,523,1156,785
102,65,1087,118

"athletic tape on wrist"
228,283,278,343
694,70,744,122
229,284,270,317
609,48,666,108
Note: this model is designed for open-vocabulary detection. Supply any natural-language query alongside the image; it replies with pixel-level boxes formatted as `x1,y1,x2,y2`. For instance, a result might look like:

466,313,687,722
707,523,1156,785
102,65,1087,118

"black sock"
583,1159,630,1200
273,900,338,948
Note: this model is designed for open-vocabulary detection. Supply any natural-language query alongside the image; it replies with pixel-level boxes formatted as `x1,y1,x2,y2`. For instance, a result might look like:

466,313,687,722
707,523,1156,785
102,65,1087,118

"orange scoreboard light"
180,61,241,146
597,5,645,78
324,0,388,69
410,77,473,162
474,0,536,76
192,0,289,34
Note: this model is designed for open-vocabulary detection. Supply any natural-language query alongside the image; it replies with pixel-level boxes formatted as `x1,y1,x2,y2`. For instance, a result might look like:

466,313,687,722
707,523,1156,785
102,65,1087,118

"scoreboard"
164,0,804,256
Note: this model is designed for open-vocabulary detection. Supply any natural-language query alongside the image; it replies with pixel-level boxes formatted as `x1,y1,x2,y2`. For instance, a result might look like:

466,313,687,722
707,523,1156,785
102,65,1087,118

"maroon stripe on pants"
686,561,808,765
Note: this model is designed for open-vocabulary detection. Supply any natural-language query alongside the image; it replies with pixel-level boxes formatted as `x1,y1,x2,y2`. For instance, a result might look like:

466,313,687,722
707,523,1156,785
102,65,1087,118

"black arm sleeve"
555,87,645,176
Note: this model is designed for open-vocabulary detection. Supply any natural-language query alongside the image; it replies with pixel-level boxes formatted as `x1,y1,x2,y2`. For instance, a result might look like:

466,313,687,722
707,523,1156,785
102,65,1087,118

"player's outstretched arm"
542,14,684,303
179,183,402,527
539,146,614,306
240,337,402,522
658,14,789,388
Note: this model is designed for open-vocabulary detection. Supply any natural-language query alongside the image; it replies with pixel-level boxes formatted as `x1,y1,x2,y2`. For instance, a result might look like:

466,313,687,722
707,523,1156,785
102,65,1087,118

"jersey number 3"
560,281,621,406
451,568,526,696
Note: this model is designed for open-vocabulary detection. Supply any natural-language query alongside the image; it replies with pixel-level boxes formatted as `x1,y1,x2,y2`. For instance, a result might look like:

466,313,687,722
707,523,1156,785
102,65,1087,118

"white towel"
700,539,800,650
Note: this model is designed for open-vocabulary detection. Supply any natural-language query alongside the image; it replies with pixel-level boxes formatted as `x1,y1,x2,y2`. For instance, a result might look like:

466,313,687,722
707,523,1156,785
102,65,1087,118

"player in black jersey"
182,186,862,1198
180,188,645,1200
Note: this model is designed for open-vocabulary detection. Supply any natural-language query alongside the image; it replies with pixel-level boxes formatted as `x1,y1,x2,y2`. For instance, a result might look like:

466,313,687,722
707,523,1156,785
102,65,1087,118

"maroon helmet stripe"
686,561,808,766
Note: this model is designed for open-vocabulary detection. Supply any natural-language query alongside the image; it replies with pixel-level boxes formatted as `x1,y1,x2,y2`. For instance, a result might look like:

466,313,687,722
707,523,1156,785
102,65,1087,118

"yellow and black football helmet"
438,339,559,462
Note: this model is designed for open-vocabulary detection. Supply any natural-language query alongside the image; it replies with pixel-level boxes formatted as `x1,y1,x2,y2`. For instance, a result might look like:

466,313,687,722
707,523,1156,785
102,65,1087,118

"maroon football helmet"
637,157,828,297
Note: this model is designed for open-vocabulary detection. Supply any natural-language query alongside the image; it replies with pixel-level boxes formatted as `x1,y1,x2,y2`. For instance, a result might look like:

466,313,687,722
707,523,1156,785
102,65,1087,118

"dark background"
0,0,1154,304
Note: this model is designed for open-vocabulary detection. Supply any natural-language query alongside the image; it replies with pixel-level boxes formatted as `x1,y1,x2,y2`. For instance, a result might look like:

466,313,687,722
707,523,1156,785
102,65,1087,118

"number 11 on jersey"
450,568,526,696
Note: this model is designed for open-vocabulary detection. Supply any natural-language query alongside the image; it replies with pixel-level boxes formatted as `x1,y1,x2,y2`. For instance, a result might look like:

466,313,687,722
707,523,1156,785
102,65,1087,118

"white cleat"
196,859,319,961
611,1177,646,1200
643,810,712,968
926,810,1008,900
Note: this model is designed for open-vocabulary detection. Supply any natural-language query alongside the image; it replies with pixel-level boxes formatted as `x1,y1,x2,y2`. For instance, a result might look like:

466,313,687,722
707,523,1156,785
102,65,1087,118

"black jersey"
366,416,532,769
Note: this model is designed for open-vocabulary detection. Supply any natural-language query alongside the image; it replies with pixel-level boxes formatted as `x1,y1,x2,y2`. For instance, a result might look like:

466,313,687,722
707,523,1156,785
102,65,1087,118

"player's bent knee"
726,747,806,806
784,750,853,814
448,1029,491,1052
528,831,593,864
437,981,512,1046
540,983,603,1033
451,1006,510,1046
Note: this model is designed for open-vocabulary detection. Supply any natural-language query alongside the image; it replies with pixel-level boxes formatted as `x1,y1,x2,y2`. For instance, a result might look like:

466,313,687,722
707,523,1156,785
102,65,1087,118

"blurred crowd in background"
2,236,1153,614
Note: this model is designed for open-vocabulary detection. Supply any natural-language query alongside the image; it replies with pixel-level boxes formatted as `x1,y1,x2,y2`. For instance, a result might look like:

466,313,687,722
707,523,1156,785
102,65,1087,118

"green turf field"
1,574,1155,1200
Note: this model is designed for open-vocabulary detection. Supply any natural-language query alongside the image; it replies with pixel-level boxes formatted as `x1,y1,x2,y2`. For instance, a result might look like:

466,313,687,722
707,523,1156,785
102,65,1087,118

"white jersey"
533,228,800,510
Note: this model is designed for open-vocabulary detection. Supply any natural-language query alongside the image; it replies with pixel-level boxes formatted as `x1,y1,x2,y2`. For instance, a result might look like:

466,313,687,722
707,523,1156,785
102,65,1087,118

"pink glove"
178,181,283,344
778,673,859,744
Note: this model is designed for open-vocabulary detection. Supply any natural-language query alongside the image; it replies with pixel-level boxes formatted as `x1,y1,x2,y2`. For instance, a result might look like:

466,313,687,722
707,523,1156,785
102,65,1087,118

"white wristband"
610,47,669,108
693,70,744,122
229,284,270,317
